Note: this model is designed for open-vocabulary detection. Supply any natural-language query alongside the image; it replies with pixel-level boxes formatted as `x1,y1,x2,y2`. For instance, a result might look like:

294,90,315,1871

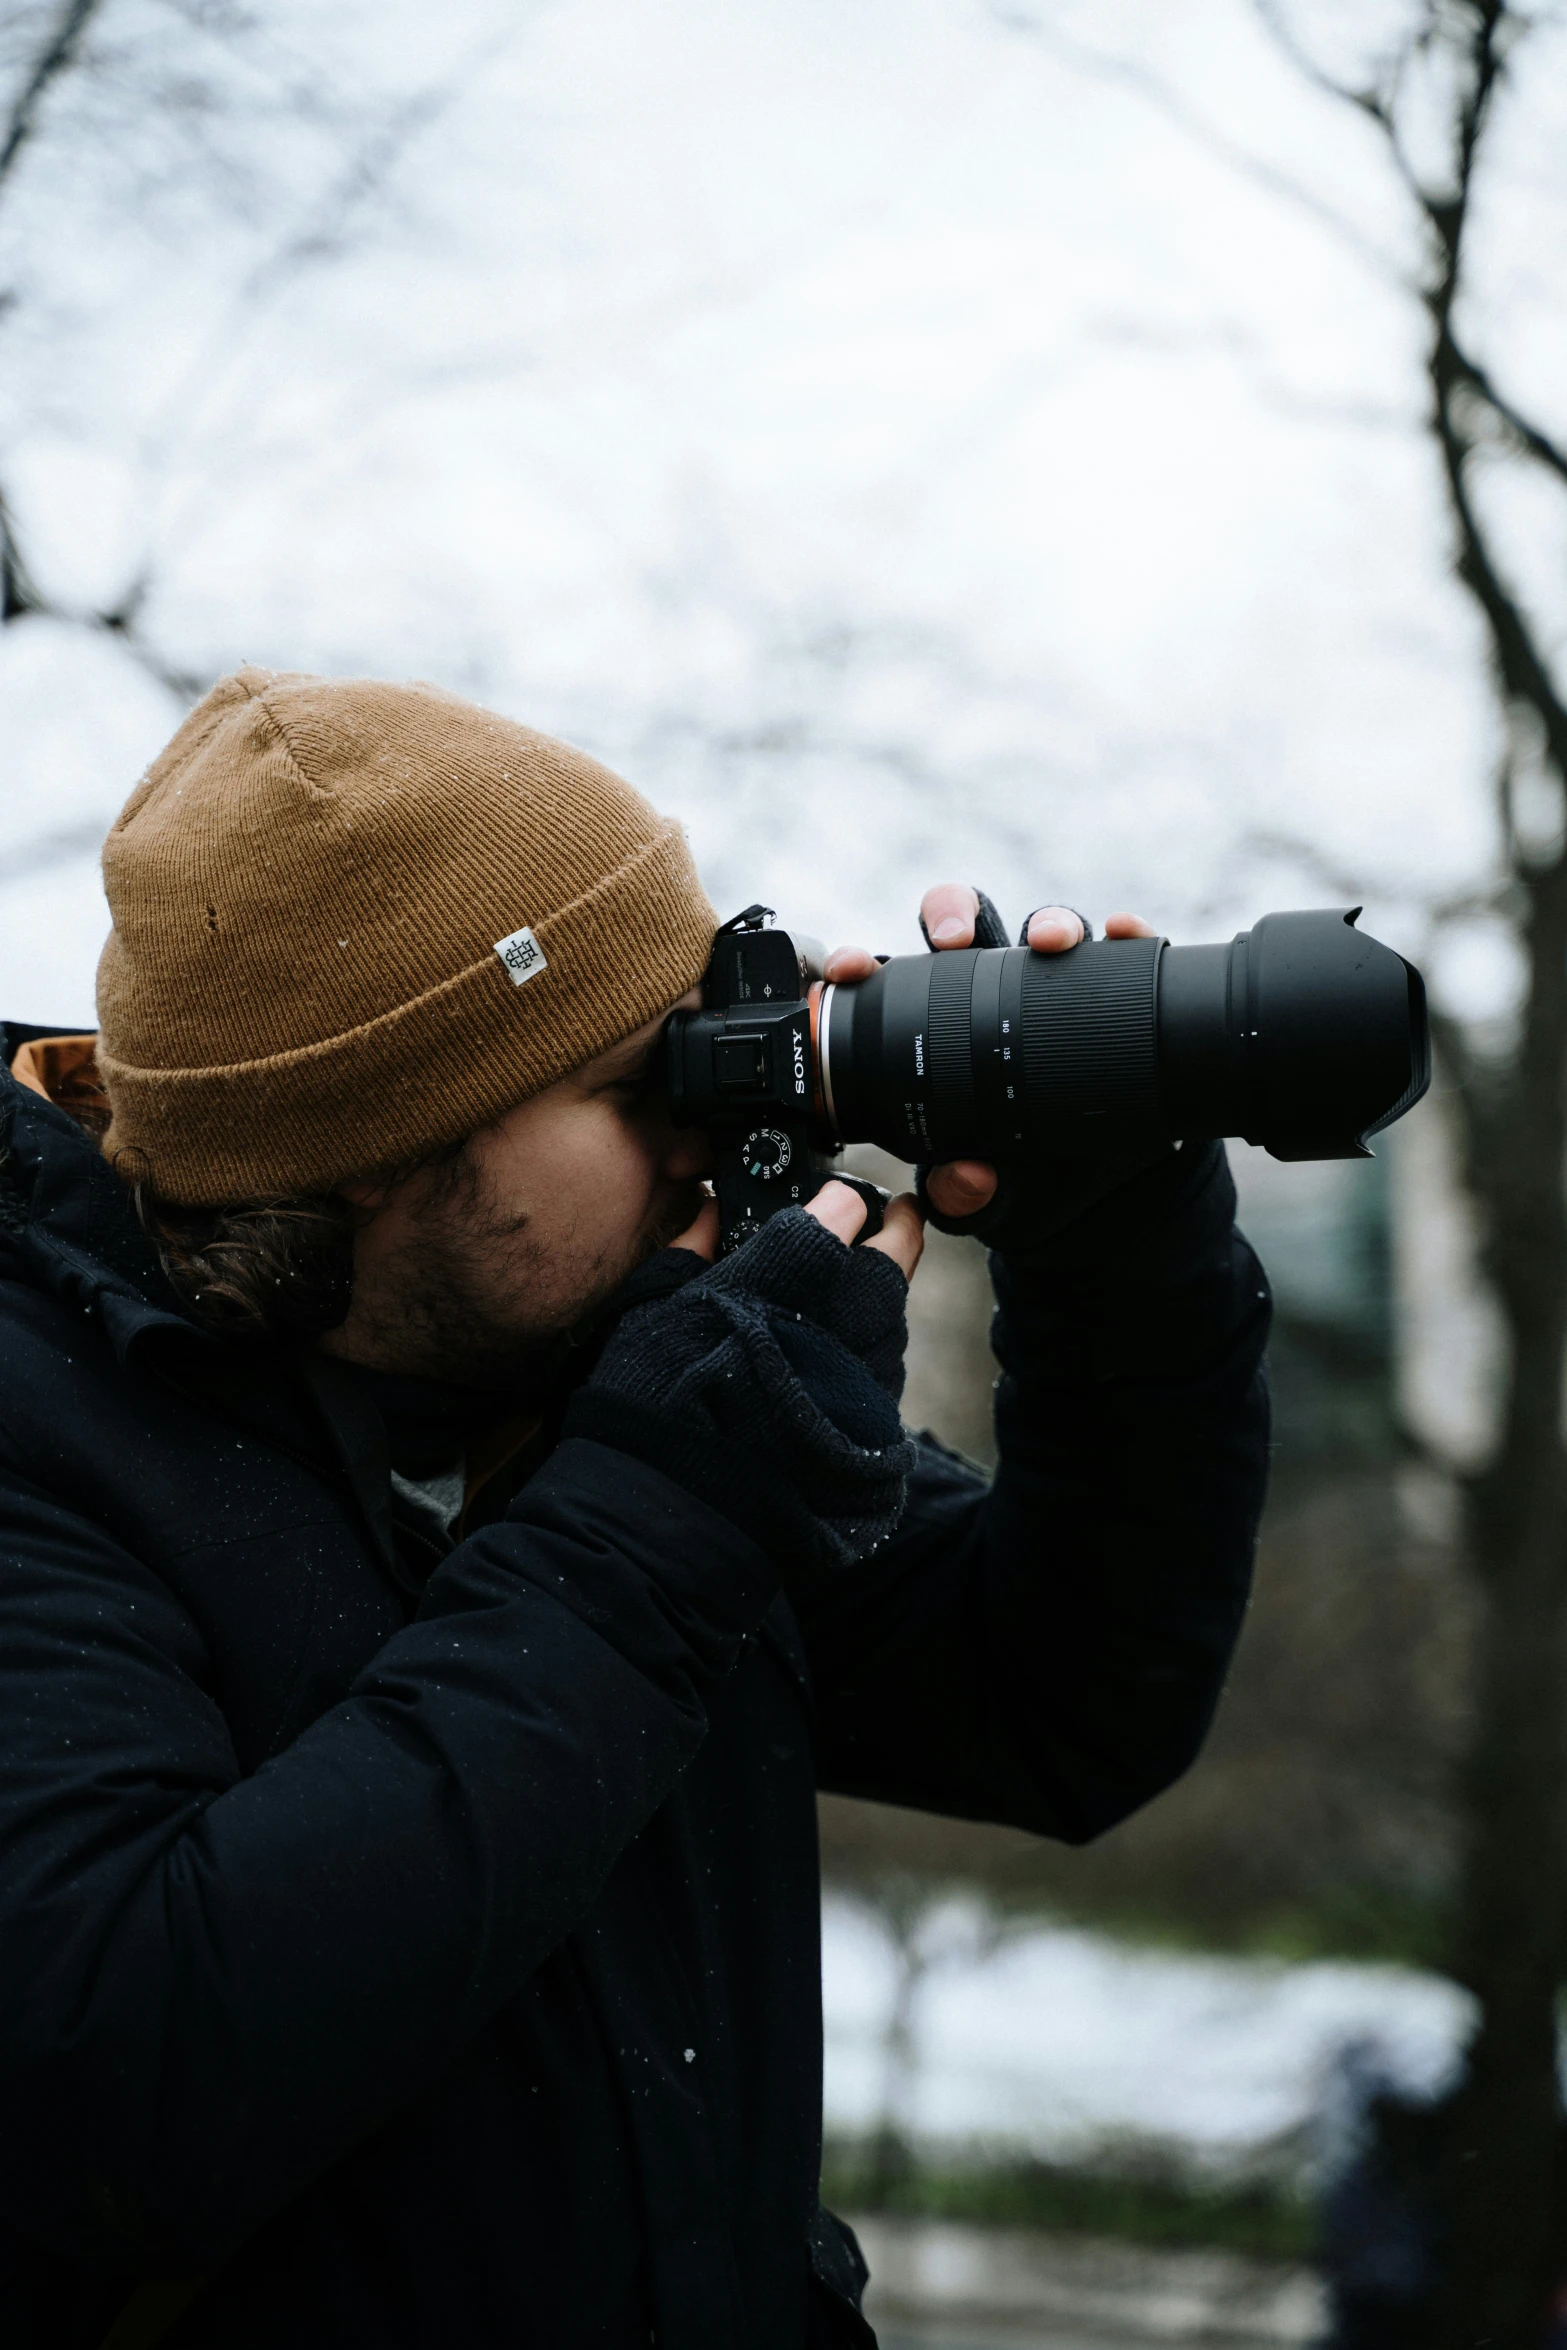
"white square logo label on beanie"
493,926,548,986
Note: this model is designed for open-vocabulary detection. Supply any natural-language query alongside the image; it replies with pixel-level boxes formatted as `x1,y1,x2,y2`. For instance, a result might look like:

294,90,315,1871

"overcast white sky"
2,0,1563,1024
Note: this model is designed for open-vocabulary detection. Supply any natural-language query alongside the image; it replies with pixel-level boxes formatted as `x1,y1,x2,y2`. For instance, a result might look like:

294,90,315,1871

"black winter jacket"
0,1033,1270,2349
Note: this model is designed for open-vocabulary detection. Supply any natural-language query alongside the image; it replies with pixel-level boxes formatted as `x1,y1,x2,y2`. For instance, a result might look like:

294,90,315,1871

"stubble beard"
348,1152,707,1389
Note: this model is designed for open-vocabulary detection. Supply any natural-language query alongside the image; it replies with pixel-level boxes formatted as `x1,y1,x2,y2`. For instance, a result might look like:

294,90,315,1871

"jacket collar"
0,1038,199,1370
0,1037,413,1582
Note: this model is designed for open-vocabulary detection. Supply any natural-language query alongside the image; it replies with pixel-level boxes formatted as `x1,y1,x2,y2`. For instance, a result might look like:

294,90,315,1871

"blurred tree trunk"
1403,17,1567,2333
1442,860,1567,2343
1262,4,1567,2335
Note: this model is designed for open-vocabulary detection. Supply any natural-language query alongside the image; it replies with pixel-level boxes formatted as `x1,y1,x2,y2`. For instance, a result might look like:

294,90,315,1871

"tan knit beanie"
96,667,717,1204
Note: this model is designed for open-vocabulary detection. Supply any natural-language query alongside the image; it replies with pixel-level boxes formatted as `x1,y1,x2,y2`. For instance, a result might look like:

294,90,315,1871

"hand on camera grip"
567,1207,917,1581
807,1171,888,1241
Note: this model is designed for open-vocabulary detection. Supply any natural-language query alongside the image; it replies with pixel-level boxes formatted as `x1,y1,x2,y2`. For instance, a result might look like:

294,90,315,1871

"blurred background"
4,2,1565,2342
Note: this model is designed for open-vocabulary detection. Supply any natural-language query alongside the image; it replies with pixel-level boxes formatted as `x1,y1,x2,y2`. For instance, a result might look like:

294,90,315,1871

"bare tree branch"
1450,335,1567,488
1438,0,1511,298
2,464,204,698
134,39,503,538
0,0,104,197
1237,824,1394,905
1436,378,1567,812
0,8,512,707
984,0,1410,287
1247,0,1567,536
1233,823,1514,929
1252,0,1453,223
238,68,480,305
0,481,45,620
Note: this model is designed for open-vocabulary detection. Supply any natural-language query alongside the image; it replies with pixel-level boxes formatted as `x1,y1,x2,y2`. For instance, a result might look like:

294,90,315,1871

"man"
0,667,1269,2349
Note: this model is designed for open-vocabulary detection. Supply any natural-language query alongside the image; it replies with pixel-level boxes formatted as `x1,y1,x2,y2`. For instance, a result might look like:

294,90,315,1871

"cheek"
537,1108,661,1230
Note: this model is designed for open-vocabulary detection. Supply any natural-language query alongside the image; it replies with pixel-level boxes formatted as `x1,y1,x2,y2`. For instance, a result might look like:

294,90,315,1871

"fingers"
920,881,980,949
804,1179,871,1246
829,875,985,976
832,898,1157,978
804,1181,925,1283
862,1192,925,1281
924,1159,998,1220
1026,907,1157,950
669,1194,719,1261
1025,905,1086,954
824,943,879,982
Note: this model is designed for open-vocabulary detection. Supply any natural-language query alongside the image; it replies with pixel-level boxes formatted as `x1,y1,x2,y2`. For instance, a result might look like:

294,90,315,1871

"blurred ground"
851,2218,1324,2350
820,1897,1466,2169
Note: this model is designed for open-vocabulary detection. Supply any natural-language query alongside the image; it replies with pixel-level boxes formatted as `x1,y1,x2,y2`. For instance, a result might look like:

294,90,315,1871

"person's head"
96,667,718,1380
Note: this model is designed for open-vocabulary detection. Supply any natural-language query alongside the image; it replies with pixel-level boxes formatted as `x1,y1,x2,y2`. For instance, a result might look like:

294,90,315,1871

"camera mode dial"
743,1128,793,1181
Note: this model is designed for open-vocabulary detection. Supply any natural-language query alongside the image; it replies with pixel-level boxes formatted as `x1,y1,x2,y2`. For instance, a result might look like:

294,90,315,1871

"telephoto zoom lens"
814,908,1430,1163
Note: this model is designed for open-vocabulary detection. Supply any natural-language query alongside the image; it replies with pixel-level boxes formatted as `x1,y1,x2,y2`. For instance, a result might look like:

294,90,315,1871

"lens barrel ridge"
1019,937,1161,1130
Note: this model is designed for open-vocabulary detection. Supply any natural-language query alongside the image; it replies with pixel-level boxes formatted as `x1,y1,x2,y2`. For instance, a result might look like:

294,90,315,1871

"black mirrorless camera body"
666,903,1431,1255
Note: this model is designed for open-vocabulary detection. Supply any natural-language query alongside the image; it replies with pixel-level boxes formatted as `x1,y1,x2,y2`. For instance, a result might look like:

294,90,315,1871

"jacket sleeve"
0,1438,771,2272
798,1142,1271,1841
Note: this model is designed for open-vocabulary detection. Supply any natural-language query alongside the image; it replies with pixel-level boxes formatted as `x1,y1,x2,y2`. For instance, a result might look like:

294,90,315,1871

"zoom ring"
1020,938,1161,1128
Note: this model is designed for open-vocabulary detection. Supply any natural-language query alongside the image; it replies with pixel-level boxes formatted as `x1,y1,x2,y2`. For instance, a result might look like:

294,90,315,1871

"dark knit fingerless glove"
915,1137,1179,1263
564,1209,917,1587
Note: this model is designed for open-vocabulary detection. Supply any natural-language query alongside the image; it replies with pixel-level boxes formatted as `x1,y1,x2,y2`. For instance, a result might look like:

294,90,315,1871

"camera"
666,904,1431,1253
